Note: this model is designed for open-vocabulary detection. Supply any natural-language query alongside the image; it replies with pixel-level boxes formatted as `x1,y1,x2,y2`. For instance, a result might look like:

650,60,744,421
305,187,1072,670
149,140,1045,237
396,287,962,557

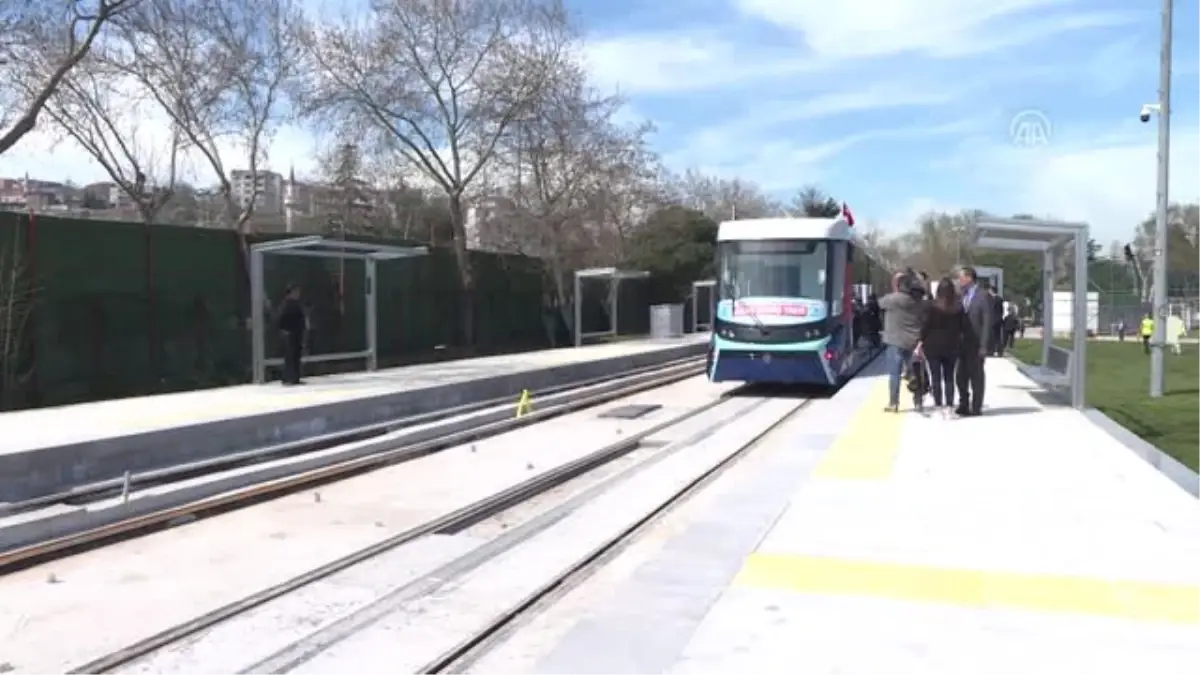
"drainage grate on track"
600,404,662,420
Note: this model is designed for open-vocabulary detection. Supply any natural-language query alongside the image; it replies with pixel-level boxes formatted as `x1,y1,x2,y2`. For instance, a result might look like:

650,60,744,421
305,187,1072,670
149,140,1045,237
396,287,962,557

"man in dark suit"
955,267,992,416
276,284,307,385
989,287,1006,356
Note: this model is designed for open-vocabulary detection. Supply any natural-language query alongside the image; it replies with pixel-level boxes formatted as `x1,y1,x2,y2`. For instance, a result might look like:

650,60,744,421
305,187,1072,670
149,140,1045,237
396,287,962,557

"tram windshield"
719,240,827,301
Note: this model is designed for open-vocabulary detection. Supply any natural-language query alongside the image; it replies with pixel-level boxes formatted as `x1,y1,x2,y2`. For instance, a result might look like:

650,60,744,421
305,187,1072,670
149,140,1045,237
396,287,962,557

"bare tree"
296,0,574,343
667,170,782,221
587,121,665,264
0,0,143,156
41,57,181,222
487,67,624,307
789,185,841,218
110,0,301,237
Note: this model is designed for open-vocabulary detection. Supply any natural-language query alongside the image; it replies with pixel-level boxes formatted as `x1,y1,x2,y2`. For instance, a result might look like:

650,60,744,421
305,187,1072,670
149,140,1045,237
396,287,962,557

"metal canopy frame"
974,265,1005,296
573,267,650,347
975,217,1089,409
691,279,716,332
250,236,429,384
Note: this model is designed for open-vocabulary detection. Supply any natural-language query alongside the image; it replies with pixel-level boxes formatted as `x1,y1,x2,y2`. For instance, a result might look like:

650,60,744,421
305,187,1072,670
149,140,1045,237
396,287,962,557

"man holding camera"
878,269,928,413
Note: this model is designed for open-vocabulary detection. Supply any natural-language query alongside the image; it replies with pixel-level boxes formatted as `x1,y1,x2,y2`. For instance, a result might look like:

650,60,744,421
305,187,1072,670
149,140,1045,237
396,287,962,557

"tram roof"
716,216,853,242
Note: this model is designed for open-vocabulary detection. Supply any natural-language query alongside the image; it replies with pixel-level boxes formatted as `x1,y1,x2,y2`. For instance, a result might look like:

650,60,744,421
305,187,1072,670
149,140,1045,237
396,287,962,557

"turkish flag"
841,202,855,226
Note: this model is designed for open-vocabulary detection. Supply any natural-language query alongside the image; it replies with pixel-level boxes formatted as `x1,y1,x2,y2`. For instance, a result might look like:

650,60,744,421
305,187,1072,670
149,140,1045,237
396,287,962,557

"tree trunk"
448,194,476,347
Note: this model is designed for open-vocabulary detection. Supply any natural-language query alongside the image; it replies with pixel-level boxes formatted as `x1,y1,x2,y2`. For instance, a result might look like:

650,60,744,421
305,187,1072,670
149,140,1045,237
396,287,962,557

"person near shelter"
1140,312,1154,355
1166,313,1185,355
277,284,308,385
865,292,882,347
988,286,1005,357
1002,306,1020,351
955,267,992,417
916,276,964,419
879,270,929,413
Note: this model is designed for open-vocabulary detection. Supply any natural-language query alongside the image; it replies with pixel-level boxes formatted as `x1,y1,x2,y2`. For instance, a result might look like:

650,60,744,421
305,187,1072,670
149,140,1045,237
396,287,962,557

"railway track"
0,357,705,570
57,388,818,674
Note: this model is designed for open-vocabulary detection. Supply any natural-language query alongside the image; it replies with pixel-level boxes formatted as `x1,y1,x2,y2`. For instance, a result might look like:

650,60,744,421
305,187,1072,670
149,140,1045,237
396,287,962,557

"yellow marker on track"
515,389,533,418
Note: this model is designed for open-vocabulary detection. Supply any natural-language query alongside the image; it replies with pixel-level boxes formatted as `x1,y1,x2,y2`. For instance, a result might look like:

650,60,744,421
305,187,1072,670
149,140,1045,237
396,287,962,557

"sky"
1,0,1196,245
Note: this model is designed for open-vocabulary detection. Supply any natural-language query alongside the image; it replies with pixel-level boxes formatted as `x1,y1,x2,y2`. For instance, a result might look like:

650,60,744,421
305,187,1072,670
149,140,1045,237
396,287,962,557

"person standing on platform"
879,270,928,413
1002,306,1020,351
988,285,1005,357
917,277,964,419
955,267,991,417
277,284,307,385
1140,312,1155,355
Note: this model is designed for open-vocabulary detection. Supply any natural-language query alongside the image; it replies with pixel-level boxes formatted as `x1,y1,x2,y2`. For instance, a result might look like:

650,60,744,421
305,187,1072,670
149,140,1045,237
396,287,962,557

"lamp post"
1148,0,1174,398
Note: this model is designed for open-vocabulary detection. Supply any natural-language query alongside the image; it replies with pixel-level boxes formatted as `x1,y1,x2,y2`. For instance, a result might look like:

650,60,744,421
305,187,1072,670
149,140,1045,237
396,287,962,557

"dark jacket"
960,285,992,354
277,297,306,336
879,291,927,350
920,304,965,359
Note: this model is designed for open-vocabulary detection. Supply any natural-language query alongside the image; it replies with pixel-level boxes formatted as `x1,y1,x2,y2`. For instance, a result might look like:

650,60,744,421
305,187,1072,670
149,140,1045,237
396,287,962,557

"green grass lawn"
1010,339,1198,471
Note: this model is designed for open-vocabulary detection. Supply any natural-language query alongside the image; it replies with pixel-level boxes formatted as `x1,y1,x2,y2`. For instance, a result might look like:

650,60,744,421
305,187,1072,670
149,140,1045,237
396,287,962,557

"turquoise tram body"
707,211,893,387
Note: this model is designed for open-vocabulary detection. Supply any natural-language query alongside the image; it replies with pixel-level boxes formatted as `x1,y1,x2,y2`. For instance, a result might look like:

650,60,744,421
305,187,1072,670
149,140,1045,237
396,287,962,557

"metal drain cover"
600,404,662,419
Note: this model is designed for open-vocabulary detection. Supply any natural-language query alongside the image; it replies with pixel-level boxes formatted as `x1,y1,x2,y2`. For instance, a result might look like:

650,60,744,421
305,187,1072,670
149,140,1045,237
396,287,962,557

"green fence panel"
150,224,244,389
33,217,150,404
0,217,557,409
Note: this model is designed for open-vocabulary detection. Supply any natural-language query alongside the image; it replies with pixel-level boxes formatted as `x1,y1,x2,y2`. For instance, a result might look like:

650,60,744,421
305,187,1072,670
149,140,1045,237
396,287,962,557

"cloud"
733,0,1136,60
927,117,1200,242
581,29,822,96
667,119,982,192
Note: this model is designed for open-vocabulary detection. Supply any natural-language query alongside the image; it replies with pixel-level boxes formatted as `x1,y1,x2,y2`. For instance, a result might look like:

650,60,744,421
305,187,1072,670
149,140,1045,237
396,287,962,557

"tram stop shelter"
573,267,650,347
974,217,1089,409
691,279,716,332
975,265,1005,296
250,236,428,384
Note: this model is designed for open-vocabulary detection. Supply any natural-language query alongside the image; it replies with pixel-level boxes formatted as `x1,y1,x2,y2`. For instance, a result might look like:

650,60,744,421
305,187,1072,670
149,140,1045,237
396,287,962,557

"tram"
706,206,893,386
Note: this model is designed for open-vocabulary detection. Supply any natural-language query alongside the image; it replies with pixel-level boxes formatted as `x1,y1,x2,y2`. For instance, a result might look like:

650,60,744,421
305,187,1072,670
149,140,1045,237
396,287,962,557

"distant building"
82,182,136,210
282,168,379,233
0,177,77,210
464,195,522,253
231,170,284,215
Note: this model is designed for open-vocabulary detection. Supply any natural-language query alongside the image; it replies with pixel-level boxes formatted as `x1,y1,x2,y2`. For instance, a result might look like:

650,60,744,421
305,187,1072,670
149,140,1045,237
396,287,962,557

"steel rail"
68,384,744,674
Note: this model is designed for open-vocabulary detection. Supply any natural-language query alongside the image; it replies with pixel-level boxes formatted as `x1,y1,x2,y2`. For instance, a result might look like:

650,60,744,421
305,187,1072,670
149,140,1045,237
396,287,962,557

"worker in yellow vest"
1140,313,1154,354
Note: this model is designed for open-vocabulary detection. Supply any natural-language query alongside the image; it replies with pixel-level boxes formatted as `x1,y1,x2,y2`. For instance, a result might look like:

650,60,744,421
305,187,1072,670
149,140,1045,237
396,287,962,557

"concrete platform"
0,336,707,502
509,358,1200,675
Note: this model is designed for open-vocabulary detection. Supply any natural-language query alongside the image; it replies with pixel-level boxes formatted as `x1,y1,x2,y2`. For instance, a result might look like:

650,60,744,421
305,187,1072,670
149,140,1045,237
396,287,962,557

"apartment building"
230,170,284,215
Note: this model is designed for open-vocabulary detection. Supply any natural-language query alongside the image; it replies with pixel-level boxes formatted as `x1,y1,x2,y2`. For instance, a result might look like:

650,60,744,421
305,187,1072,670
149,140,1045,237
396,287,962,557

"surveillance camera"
1139,103,1159,123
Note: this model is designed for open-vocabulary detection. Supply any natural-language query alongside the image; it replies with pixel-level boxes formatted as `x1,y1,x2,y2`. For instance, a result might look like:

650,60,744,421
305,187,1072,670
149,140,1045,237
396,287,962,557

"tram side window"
830,241,846,316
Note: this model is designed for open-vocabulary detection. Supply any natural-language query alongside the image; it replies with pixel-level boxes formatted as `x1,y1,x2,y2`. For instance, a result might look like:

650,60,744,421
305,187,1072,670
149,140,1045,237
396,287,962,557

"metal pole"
1072,234,1089,409
573,272,582,347
365,257,378,371
691,282,698,333
611,277,620,339
1150,0,1173,398
250,249,266,384
1042,247,1055,367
